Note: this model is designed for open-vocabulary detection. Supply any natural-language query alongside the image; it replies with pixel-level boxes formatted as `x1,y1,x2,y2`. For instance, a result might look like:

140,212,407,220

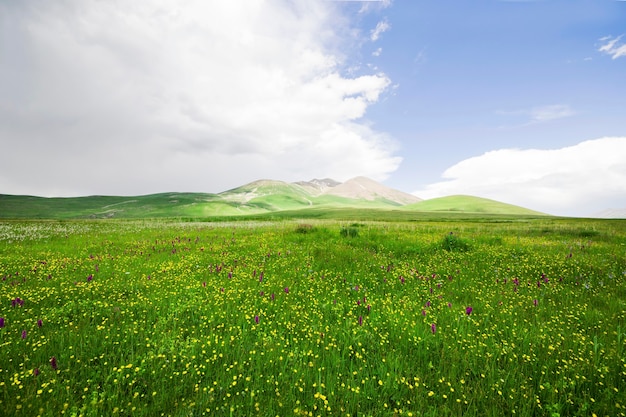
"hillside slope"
0,179,548,219
403,195,547,216
0,177,418,219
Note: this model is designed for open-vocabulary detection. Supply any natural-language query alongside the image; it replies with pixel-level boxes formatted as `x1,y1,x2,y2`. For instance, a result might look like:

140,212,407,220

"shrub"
295,223,315,234
440,232,470,252
340,226,359,238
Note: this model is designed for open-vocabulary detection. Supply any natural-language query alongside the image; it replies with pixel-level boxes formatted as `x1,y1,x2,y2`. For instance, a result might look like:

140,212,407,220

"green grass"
1,218,625,416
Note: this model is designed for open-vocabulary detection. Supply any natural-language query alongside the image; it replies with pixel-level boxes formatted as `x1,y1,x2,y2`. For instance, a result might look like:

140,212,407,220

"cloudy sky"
1,0,625,216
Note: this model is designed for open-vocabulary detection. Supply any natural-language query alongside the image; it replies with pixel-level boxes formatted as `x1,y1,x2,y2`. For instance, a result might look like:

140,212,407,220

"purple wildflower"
533,299,538,306
87,274,93,282
0,317,4,327
421,310,427,316
37,319,43,328
254,315,259,324
447,302,452,308
431,323,437,334
358,316,363,326
50,356,58,370
21,330,27,339
33,368,40,377
284,287,289,294
465,306,473,316
271,293,275,301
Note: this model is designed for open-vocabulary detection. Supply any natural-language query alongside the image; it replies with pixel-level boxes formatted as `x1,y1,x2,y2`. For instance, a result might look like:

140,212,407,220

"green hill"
0,181,549,219
403,195,547,215
0,193,225,219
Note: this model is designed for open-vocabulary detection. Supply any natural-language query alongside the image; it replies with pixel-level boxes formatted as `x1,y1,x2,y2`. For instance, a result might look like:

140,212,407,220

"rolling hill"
0,178,547,219
403,195,547,216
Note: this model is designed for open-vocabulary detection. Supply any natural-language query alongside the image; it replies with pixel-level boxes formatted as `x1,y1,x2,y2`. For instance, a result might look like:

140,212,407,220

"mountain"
0,178,547,219
323,176,422,205
219,176,421,208
589,208,626,219
293,178,341,196
403,195,547,216
217,179,315,212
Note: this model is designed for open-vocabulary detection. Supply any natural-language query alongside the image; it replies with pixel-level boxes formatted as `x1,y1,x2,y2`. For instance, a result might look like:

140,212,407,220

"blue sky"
353,1,626,198
1,0,625,216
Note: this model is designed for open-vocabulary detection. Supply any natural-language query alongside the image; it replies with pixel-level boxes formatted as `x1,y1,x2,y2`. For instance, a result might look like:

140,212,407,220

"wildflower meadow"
0,218,625,416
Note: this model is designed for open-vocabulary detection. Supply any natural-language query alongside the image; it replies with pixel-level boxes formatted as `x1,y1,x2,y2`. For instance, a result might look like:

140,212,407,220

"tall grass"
0,219,625,416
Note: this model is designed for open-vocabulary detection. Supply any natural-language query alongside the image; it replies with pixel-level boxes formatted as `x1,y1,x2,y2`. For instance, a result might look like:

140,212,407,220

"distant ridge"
323,176,421,205
0,177,547,219
293,178,340,196
589,208,626,219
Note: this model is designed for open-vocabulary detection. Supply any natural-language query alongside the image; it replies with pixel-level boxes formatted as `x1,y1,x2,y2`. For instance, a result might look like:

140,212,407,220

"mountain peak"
218,176,421,207
324,176,422,205
293,178,340,196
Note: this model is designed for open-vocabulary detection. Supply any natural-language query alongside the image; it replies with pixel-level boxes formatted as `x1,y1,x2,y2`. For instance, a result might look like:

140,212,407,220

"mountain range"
0,176,577,219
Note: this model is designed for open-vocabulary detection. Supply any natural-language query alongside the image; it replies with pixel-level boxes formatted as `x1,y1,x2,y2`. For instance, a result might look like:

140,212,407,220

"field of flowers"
0,219,625,416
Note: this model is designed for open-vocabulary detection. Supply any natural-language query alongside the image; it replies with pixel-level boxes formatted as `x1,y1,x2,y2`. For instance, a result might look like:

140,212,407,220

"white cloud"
370,19,390,41
496,104,574,126
529,105,575,122
0,0,399,197
413,137,626,216
598,35,626,59
352,0,393,14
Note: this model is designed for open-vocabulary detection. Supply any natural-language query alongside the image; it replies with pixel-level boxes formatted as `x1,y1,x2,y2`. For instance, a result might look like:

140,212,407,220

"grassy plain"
0,217,625,416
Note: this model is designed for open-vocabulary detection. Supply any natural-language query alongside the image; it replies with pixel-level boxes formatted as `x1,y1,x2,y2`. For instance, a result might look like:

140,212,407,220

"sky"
1,0,625,216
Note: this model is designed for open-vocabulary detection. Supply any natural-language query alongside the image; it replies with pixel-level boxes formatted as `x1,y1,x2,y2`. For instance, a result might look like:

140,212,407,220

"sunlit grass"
1,219,625,416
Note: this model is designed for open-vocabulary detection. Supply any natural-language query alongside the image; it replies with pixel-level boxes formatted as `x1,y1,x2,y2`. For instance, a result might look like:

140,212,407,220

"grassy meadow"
0,217,625,416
